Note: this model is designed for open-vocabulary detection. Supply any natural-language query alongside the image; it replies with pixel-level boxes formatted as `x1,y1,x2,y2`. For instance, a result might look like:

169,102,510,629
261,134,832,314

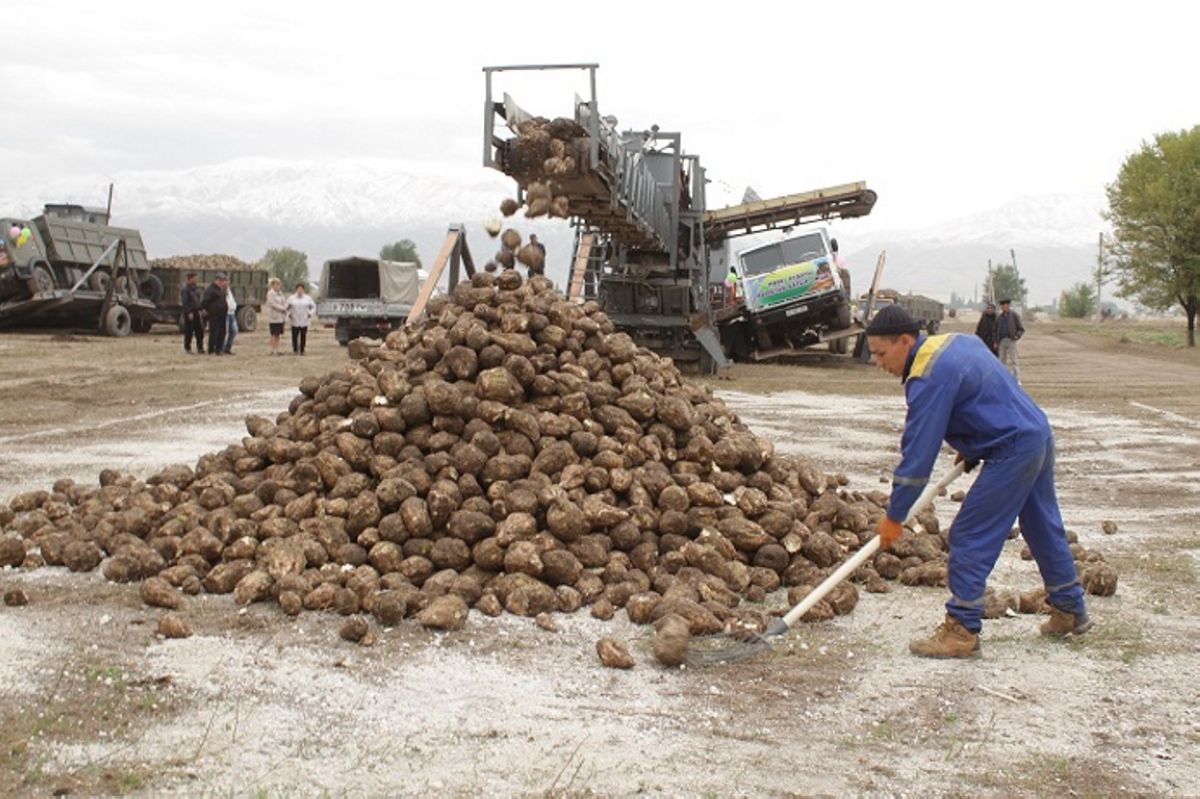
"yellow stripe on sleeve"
908,334,954,380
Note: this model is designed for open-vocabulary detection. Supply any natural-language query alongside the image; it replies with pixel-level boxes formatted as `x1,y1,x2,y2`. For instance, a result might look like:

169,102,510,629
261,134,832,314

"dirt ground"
1,320,1198,797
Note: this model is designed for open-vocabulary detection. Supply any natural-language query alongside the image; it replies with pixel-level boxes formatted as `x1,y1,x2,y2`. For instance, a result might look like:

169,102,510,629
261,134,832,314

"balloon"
18,233,30,247
7,225,18,241
20,226,30,238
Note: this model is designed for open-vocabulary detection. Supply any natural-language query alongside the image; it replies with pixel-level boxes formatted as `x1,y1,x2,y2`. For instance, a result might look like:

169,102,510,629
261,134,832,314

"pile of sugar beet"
0,266,1117,666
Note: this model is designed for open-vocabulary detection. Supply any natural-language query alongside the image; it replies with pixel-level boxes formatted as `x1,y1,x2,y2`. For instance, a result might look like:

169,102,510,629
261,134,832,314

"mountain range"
2,158,1109,305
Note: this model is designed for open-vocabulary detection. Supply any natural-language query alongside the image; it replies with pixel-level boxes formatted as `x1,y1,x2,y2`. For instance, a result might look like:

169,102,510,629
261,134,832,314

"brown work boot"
1040,606,1093,637
909,615,981,659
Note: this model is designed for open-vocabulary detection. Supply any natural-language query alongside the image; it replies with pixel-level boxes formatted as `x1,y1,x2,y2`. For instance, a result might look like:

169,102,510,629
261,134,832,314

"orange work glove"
953,451,980,473
877,516,904,549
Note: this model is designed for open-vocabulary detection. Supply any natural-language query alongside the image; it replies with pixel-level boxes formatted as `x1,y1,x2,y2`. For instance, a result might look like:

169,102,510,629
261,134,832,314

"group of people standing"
974,298,1025,382
180,272,316,356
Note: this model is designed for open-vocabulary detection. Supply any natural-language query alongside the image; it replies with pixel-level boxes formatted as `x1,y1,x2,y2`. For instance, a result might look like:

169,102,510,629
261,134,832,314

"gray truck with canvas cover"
317,257,420,345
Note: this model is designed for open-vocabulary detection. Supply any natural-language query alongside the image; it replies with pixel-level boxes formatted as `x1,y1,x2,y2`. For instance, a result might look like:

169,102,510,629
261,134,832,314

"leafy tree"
1105,126,1200,346
986,264,1027,306
1059,282,1097,319
380,239,422,267
258,247,312,293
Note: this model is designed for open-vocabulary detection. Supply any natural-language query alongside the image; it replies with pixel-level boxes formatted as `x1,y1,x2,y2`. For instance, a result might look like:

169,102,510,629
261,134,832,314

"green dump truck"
0,204,156,335
148,257,268,332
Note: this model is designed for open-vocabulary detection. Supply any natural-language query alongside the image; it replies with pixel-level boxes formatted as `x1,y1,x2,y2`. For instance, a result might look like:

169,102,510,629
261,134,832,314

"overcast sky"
3,0,1197,230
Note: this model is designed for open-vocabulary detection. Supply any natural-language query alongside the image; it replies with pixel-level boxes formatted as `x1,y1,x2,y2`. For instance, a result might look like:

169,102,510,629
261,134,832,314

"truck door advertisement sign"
743,259,834,312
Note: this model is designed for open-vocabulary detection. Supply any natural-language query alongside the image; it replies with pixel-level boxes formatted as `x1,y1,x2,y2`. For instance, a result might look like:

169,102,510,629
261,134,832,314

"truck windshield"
740,232,828,277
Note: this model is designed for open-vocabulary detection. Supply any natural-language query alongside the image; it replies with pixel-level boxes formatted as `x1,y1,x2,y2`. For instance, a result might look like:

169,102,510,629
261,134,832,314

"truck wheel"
114,275,138,299
728,323,753,362
139,273,165,304
927,320,940,334
103,305,132,337
132,316,153,333
89,270,111,293
831,335,848,355
836,302,852,330
30,264,56,295
236,306,257,332
335,321,351,346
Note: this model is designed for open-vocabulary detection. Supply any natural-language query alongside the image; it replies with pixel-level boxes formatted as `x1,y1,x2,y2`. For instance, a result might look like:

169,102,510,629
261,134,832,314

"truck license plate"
785,305,808,317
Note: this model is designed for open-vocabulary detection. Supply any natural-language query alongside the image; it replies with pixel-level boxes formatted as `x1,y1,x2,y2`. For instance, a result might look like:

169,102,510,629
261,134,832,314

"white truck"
715,227,858,360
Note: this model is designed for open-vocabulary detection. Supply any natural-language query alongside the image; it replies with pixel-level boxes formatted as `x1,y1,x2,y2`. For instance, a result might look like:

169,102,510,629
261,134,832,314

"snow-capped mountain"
0,158,578,285
840,191,1108,304
2,159,1108,304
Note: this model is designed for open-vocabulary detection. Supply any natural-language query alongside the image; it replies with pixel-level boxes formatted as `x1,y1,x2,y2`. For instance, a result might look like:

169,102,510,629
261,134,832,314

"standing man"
223,281,238,355
286,282,317,355
995,299,1025,381
865,305,1090,658
180,272,204,354
266,277,288,356
974,302,998,355
201,273,229,355
529,234,546,258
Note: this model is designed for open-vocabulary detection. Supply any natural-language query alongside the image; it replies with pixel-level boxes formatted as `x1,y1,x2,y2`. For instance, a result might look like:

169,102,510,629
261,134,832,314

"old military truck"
869,289,945,333
316,257,421,345
149,258,269,332
0,204,156,335
715,227,858,360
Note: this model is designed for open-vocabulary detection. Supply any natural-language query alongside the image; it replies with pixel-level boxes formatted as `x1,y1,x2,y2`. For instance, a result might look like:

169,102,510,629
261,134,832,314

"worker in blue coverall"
865,304,1091,658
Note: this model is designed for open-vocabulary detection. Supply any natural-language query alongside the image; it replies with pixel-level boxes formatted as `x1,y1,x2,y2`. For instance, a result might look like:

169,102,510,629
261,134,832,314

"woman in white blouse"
286,283,317,355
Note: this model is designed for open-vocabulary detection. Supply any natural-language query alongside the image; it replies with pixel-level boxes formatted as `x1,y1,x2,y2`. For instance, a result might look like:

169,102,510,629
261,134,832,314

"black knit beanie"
865,304,922,336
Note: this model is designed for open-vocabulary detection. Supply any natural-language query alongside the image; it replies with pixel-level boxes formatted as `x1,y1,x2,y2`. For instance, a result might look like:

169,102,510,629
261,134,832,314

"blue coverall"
886,333,1087,632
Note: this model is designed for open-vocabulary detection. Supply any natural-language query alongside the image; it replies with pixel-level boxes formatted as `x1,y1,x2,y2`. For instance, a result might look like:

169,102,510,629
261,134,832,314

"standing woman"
286,283,317,355
266,278,288,356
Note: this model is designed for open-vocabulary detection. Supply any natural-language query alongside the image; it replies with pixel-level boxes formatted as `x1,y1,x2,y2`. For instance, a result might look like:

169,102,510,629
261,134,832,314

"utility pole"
1096,233,1105,320
1010,248,1024,306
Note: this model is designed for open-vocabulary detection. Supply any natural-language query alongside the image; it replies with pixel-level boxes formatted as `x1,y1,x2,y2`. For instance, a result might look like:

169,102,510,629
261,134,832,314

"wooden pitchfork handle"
769,461,968,635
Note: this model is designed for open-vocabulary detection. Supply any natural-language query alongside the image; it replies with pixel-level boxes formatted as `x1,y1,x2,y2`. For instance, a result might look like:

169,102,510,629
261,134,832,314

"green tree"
986,264,1027,306
258,247,311,293
1059,282,1097,318
379,239,422,267
1105,126,1200,346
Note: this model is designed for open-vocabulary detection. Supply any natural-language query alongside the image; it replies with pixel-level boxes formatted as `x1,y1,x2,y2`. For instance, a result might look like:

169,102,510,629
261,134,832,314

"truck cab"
0,217,49,301
717,227,856,359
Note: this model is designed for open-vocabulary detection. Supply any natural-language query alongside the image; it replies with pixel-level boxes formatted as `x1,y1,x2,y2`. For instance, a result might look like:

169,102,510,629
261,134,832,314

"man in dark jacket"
180,272,204,354
866,305,1089,658
200,274,229,355
995,299,1025,382
974,302,998,355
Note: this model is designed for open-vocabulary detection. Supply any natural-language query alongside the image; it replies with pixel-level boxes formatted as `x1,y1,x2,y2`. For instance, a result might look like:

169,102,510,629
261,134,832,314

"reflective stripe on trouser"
946,434,1085,632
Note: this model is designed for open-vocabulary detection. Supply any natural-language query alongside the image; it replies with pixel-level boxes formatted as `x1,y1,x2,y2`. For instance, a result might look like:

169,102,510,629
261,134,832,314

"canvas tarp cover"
320,257,419,304
379,260,420,304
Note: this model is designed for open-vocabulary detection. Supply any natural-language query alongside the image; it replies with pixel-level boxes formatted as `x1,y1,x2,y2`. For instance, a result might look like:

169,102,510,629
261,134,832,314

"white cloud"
2,0,1198,234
